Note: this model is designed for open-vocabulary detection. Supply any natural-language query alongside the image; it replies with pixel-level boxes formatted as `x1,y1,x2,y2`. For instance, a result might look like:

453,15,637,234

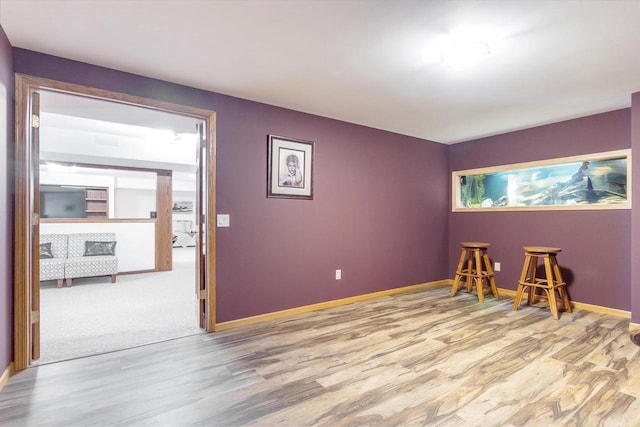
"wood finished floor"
1,286,639,426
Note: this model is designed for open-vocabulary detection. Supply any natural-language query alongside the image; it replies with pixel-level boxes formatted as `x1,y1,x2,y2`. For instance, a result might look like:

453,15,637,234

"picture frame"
172,200,193,213
267,134,314,199
452,149,631,211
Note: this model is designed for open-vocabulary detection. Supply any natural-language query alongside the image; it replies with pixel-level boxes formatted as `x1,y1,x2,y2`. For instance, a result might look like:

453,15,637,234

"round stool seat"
523,246,561,254
461,242,491,249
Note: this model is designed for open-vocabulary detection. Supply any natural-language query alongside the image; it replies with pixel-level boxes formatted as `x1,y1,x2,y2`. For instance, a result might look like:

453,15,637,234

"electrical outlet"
335,269,342,280
494,262,501,272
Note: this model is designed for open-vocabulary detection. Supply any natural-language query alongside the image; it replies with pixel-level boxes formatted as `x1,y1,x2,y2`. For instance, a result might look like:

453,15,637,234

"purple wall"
631,93,640,324
449,110,632,311
0,26,14,374
13,49,450,322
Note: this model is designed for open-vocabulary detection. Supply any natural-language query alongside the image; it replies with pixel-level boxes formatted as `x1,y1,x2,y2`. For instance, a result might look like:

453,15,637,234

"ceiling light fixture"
441,39,491,68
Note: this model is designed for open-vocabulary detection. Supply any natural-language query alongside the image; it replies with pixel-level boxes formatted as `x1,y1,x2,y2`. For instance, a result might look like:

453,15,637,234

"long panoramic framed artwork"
452,149,631,211
267,134,314,200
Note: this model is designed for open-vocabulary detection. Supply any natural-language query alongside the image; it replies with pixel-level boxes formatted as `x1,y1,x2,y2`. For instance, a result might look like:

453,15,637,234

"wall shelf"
85,188,108,218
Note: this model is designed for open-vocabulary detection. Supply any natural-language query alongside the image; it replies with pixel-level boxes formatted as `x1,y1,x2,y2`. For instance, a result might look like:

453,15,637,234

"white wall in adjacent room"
115,188,156,219
41,221,155,272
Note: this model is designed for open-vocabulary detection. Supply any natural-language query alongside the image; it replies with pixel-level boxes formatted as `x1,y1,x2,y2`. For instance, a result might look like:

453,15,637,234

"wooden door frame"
13,74,217,371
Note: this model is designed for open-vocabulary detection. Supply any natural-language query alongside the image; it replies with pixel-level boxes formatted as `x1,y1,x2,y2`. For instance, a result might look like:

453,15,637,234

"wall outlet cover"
216,214,230,227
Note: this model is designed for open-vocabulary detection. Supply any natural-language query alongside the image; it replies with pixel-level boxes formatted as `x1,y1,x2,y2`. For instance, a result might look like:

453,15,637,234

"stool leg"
482,250,499,299
526,255,539,306
543,255,560,320
464,254,473,292
474,249,484,303
451,248,467,297
551,255,572,313
513,254,532,311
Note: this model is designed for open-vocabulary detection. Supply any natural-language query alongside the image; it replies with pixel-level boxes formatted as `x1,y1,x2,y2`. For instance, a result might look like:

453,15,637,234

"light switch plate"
216,214,230,227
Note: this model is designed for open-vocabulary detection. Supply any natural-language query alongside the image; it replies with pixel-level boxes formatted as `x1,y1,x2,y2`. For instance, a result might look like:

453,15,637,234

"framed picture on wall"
267,134,314,199
172,201,193,212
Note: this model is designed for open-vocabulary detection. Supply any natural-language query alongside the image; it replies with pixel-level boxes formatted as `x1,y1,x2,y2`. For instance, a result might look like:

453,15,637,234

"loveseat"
39,234,67,288
40,232,118,288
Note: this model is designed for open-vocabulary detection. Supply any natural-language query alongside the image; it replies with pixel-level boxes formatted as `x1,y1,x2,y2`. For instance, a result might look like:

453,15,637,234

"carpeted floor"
38,247,203,364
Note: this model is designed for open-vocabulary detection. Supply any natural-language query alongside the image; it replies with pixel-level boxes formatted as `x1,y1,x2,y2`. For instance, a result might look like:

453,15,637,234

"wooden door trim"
14,75,31,371
205,121,216,332
13,74,217,371
31,92,41,360
155,170,173,271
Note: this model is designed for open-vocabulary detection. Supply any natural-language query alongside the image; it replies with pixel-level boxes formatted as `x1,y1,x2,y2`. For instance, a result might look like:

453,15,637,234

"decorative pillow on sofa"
84,241,117,256
40,242,53,259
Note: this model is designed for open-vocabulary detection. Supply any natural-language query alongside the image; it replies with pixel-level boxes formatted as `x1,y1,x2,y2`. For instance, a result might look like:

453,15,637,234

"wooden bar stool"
512,246,572,320
451,242,499,303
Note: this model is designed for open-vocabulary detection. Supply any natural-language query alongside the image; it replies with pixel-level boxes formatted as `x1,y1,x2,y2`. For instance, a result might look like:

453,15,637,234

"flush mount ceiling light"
441,39,491,67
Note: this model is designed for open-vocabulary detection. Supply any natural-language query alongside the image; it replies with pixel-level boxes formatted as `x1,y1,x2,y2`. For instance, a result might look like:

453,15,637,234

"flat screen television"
40,185,86,218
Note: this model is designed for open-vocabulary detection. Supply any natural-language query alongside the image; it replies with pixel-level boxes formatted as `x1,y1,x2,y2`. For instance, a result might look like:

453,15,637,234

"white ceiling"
40,91,202,135
2,0,640,144
39,91,201,173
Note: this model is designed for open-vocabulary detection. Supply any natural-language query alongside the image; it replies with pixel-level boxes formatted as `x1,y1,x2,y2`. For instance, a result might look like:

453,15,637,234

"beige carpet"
37,247,203,364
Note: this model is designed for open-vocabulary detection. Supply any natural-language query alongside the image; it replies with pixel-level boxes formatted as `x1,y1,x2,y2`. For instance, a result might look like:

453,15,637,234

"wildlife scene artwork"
454,150,629,210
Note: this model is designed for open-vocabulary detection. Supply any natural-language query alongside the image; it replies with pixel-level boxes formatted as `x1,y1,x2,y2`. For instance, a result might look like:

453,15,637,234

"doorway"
14,74,217,370
37,132,199,363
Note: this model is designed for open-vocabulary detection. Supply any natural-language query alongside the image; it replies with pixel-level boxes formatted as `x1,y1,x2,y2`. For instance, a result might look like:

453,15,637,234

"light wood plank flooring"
1,286,639,426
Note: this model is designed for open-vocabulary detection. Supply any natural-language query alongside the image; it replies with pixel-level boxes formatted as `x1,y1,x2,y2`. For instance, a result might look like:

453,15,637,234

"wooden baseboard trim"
0,363,13,393
217,280,632,332
497,287,631,318
216,280,451,331
118,269,157,276
630,323,640,346
570,301,631,318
